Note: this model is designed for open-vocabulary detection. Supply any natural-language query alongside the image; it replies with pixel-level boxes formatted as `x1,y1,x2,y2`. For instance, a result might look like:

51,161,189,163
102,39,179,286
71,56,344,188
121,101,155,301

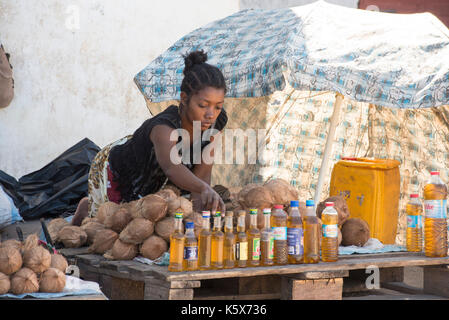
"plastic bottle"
223,211,236,269
235,210,248,268
406,194,423,252
168,212,185,272
423,171,448,257
198,211,212,270
247,209,261,267
183,221,198,271
271,205,288,265
303,200,320,264
321,202,339,262
211,212,224,269
287,200,304,264
260,208,274,266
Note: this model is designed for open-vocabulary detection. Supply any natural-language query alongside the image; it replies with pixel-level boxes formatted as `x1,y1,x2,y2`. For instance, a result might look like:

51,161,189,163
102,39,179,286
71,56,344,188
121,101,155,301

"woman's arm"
150,124,224,212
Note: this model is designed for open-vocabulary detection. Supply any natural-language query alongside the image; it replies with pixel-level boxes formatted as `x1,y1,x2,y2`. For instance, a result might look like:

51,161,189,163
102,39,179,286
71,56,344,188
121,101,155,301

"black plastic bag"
0,138,100,220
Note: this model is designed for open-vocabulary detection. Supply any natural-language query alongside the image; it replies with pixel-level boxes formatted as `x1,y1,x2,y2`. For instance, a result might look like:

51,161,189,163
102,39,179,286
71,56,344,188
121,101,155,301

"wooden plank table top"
60,248,449,283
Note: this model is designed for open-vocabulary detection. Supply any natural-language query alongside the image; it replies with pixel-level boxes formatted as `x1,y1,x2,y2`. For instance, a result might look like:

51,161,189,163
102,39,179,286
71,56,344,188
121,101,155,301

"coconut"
341,218,370,247
96,201,120,224
50,254,68,273
263,178,299,206
213,185,231,202
155,216,183,242
161,184,181,197
23,246,51,274
338,228,343,246
237,183,259,206
22,234,39,253
155,189,178,202
10,268,39,294
111,239,138,260
0,246,22,275
119,218,154,245
167,197,193,219
57,226,88,248
47,218,70,242
0,272,10,294
103,207,132,233
80,221,106,245
88,229,119,254
316,195,350,226
140,235,168,261
0,239,23,252
134,194,168,222
39,268,66,293
242,186,274,211
81,217,99,226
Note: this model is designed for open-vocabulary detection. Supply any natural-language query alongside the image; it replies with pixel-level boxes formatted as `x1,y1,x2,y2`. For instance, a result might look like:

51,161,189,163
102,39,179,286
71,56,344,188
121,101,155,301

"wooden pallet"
59,248,449,300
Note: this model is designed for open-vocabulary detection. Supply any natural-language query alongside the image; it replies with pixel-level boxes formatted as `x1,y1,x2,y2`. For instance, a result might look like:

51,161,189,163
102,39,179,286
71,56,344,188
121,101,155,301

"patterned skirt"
87,135,132,217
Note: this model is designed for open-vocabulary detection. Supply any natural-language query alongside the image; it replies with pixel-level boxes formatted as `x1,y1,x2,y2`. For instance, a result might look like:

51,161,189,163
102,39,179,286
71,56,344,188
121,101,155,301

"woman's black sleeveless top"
108,105,227,202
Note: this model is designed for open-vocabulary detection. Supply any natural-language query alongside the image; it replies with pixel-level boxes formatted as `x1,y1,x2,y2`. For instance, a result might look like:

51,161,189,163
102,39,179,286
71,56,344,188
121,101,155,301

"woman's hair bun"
183,50,208,75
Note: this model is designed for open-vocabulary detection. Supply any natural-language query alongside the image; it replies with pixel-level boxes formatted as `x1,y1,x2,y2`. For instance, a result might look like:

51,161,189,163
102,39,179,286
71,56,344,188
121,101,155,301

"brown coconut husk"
10,268,39,294
341,218,370,247
50,254,68,273
155,189,178,202
88,229,119,254
167,197,193,219
96,201,120,224
0,246,22,275
57,226,88,248
119,218,154,245
22,234,39,254
237,183,259,206
140,235,168,261
132,194,168,222
263,178,299,207
155,216,183,242
0,272,10,294
103,207,132,233
47,218,70,242
0,239,23,252
81,217,99,226
80,221,106,245
39,268,66,293
111,239,138,260
316,195,350,226
23,246,51,274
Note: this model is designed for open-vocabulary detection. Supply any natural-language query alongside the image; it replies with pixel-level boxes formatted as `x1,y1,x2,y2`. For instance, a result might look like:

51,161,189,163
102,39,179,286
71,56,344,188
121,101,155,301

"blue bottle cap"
306,200,314,206
290,200,299,207
186,222,194,229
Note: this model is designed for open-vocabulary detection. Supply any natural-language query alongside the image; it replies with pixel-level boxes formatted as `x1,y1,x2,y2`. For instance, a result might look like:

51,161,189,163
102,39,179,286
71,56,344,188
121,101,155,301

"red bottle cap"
431,171,440,175
325,202,334,207
410,194,419,198
274,205,283,209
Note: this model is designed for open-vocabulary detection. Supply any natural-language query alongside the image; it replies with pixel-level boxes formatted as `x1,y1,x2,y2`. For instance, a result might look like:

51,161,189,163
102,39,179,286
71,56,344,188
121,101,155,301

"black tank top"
108,105,228,202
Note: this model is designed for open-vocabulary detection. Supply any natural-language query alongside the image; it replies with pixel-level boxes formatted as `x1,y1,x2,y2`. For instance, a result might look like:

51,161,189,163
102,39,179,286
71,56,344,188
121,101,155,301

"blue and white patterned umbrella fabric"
135,1,449,109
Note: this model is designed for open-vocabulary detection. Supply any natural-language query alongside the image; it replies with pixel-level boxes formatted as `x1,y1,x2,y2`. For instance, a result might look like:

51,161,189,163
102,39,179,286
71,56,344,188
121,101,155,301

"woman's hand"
200,183,226,214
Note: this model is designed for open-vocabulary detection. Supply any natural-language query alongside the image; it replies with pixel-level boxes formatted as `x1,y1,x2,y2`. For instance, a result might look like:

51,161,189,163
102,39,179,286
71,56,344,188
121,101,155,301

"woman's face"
181,86,225,131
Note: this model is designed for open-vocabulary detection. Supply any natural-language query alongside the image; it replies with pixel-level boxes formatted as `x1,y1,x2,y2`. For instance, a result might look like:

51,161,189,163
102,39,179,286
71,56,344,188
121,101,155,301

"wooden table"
60,248,449,300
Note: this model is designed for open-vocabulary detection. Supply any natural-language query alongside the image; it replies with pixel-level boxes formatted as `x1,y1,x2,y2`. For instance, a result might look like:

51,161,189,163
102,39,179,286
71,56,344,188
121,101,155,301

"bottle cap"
263,208,271,214
249,208,258,215
306,200,314,207
185,222,194,229
225,211,234,217
273,205,283,209
290,200,299,207
202,211,210,218
410,194,419,198
431,171,440,175
175,212,183,219
214,213,221,218
325,202,334,207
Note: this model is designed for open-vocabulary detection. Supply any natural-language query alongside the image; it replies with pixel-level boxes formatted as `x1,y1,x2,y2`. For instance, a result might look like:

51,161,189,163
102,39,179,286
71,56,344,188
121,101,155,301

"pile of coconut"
0,234,69,295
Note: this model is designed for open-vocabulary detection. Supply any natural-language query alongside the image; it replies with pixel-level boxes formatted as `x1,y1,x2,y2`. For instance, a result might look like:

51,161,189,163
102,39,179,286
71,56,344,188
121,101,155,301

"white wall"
0,0,239,178
239,0,358,9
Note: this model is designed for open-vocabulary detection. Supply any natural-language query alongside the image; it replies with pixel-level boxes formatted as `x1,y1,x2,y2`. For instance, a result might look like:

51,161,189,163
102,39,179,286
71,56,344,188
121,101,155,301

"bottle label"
236,241,248,261
407,215,422,228
263,236,274,259
322,224,339,238
287,227,303,255
183,245,198,261
272,227,287,241
424,200,447,219
252,238,260,260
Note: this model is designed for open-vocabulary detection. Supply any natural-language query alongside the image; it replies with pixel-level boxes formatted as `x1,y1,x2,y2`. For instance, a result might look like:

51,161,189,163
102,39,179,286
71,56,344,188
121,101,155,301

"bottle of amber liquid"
198,211,212,270
271,205,288,265
303,200,320,264
247,209,261,267
321,202,339,262
260,208,274,266
223,211,236,269
168,212,184,272
287,200,304,264
406,194,423,252
235,210,248,268
183,222,198,271
211,212,224,269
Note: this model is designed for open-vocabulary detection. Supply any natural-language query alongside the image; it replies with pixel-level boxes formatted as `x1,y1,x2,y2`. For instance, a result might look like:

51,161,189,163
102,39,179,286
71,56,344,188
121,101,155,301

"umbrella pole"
314,92,344,205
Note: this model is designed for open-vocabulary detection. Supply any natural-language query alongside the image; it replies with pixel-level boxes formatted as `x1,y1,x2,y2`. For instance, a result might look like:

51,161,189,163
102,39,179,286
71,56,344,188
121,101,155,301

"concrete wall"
239,0,358,9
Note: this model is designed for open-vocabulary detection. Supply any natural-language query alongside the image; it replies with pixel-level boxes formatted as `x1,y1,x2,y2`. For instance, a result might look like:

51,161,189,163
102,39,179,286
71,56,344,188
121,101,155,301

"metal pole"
314,92,344,205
